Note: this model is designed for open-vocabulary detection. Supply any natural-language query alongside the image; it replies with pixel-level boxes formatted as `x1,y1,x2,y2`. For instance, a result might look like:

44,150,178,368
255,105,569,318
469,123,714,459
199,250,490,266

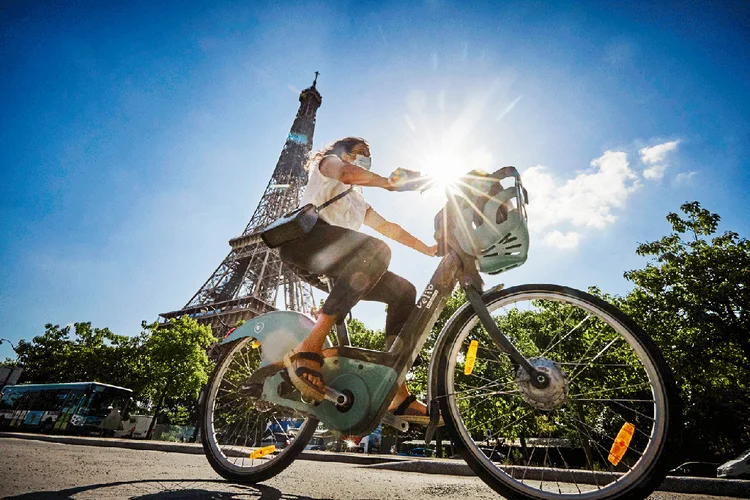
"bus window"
51,390,69,411
0,390,22,410
36,391,57,411
78,392,129,417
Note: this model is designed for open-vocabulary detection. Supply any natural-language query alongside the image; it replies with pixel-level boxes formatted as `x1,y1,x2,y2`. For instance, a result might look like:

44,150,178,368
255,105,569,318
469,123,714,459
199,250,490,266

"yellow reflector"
249,445,276,459
608,422,635,466
464,340,479,375
251,340,261,349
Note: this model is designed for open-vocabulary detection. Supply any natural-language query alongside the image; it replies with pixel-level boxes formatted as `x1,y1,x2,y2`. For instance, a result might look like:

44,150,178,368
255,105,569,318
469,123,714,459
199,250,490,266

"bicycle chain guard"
260,356,397,435
222,311,397,434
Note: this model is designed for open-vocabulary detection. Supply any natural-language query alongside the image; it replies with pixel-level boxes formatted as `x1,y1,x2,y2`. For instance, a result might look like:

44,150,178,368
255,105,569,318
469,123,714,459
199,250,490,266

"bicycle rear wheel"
201,337,317,484
435,284,679,500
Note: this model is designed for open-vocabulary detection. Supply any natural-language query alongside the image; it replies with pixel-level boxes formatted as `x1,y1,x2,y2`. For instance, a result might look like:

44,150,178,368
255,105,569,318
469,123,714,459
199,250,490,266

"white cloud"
522,151,641,249
675,171,696,185
543,231,582,249
640,140,680,164
640,140,680,180
643,164,667,180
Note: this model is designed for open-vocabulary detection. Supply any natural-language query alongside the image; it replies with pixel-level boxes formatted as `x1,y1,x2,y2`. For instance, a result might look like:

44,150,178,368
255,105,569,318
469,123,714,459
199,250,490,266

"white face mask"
351,154,372,170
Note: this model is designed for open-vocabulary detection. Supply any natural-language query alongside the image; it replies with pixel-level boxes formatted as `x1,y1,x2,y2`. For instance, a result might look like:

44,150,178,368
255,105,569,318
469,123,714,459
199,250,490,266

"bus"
0,382,132,435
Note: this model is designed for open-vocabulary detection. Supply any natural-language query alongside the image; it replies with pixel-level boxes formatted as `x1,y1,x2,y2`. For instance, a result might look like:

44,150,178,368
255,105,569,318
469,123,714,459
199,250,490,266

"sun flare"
419,149,466,190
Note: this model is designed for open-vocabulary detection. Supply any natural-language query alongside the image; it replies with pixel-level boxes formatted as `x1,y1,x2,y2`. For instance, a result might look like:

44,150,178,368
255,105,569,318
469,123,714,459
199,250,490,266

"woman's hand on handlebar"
388,168,430,192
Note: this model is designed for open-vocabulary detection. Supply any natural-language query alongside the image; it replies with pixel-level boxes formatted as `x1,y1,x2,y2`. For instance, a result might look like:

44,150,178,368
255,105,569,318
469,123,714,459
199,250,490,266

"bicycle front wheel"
435,284,679,500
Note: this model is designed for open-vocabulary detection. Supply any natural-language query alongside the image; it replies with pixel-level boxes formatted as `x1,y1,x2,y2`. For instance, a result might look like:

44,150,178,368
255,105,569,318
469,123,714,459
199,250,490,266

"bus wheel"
41,420,54,434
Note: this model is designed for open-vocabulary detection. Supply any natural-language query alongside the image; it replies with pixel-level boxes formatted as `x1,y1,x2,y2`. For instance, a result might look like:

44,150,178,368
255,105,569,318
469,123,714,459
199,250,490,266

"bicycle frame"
219,249,464,436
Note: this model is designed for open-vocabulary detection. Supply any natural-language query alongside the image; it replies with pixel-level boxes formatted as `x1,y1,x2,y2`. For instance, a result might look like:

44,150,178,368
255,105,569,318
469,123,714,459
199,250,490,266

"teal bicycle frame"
221,249,463,436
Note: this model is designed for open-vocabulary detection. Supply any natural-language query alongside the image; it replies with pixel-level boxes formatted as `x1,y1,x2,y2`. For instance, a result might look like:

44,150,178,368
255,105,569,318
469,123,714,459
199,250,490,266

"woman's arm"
319,155,395,190
364,208,438,256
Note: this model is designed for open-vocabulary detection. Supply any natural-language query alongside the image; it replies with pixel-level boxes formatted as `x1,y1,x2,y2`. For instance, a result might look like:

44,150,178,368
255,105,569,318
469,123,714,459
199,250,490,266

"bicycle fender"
220,311,315,367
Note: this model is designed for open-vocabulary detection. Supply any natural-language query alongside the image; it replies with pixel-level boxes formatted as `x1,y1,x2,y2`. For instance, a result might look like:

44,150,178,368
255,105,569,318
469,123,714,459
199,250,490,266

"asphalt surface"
1,437,746,499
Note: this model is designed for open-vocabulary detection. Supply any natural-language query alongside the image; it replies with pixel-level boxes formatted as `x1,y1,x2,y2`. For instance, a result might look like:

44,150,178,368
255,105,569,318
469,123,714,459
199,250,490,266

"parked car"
669,461,718,478
261,432,290,450
114,415,153,439
399,447,434,457
717,448,750,479
305,437,326,451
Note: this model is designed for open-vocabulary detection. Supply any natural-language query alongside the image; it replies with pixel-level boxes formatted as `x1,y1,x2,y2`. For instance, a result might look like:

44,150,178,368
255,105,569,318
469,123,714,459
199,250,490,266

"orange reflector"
464,340,479,375
249,445,276,459
608,422,635,466
251,340,261,349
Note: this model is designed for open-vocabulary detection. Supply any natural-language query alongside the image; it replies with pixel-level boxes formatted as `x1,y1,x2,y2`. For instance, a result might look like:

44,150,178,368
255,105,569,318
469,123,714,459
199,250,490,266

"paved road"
0,438,741,499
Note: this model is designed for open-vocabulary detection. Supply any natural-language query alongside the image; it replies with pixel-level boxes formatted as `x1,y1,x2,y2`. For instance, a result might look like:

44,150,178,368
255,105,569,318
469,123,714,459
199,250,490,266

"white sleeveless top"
300,155,370,231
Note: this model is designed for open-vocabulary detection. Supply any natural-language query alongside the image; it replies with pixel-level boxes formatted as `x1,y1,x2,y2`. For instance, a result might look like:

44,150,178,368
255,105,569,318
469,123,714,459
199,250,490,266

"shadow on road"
4,478,322,500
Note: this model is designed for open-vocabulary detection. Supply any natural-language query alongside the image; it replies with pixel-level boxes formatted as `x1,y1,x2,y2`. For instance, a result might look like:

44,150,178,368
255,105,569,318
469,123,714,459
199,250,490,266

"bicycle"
200,167,679,500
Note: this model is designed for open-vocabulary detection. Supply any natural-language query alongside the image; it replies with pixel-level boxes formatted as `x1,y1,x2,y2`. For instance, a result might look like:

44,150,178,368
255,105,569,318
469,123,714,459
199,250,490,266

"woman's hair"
305,136,368,171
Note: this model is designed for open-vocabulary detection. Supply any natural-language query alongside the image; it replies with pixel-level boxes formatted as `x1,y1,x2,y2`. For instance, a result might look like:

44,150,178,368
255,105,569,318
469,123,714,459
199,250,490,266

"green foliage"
346,318,385,351
12,316,215,426
139,316,214,402
621,202,750,461
13,322,141,389
407,286,468,399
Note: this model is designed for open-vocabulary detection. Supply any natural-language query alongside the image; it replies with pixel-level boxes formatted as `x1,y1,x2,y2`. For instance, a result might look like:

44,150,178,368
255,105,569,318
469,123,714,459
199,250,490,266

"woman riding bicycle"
279,136,436,421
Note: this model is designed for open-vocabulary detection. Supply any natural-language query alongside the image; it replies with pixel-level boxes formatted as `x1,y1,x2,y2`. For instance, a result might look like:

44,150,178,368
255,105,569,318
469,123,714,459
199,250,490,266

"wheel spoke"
202,338,316,479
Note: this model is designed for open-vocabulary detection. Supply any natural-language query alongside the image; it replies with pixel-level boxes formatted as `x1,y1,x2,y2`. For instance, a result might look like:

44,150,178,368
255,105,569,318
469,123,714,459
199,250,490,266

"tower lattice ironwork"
160,76,322,331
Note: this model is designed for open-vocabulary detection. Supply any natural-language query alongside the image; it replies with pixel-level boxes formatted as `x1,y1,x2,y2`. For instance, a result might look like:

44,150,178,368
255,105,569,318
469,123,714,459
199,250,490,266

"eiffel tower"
160,75,322,331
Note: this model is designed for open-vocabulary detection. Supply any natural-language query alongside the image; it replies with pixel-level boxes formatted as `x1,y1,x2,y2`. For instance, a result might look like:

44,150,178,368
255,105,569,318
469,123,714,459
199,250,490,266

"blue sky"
1,1,749,361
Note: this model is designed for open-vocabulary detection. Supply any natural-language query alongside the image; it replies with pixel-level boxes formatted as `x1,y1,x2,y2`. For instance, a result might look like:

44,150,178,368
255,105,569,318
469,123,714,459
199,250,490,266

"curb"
2,432,748,497
0,431,407,464
1,431,206,454
365,460,750,498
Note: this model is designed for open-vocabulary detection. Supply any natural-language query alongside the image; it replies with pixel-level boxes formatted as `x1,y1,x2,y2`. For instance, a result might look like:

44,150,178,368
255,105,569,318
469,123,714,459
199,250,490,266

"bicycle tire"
201,337,317,484
434,284,680,500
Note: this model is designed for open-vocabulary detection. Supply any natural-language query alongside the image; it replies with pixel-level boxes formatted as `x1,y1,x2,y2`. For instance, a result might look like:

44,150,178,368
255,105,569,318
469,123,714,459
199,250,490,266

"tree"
139,316,214,438
621,202,750,461
13,322,141,388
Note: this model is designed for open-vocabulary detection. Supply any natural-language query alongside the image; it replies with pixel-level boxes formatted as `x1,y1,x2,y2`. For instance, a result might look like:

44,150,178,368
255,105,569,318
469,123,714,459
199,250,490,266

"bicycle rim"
440,285,673,500
202,337,317,482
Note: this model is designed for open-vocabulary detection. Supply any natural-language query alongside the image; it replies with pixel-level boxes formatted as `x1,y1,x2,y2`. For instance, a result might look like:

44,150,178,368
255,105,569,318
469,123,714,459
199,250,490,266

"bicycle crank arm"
464,285,549,389
324,386,350,407
381,412,409,432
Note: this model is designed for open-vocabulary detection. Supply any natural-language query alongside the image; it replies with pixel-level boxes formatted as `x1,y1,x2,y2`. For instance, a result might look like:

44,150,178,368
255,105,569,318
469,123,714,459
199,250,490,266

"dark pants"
279,220,417,344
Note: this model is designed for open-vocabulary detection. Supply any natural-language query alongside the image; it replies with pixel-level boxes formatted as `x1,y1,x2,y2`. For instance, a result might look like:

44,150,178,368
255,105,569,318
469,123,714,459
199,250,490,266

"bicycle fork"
463,285,550,390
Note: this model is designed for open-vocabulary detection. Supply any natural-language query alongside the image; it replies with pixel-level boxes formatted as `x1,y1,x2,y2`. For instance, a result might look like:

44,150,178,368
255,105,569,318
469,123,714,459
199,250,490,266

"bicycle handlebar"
388,168,431,192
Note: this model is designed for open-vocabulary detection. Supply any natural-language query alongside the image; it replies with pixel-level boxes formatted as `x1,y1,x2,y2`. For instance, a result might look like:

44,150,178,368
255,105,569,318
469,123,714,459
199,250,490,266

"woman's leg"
279,222,392,398
361,271,417,348
360,272,430,417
